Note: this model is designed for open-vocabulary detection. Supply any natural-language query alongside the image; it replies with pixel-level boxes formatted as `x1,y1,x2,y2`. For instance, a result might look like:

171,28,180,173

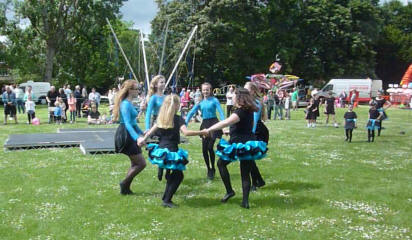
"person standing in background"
291,87,298,111
225,86,235,118
74,86,83,118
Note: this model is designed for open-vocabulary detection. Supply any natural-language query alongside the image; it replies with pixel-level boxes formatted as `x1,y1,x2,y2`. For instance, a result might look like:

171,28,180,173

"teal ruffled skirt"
147,144,189,171
216,139,268,162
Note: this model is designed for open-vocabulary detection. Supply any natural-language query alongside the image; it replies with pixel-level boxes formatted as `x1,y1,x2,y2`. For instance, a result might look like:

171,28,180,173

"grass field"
0,104,411,239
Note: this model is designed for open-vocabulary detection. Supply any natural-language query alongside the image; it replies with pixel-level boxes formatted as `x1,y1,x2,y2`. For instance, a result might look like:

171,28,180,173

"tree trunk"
44,41,55,82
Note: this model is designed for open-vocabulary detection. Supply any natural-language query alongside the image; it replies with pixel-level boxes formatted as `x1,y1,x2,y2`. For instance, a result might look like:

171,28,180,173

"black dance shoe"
207,169,214,180
241,200,250,209
256,180,266,188
251,185,257,192
162,201,178,208
221,191,235,203
119,182,133,195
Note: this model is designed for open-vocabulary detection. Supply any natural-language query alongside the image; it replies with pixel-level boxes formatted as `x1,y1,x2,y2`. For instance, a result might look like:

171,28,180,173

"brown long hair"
234,88,259,112
156,94,180,129
146,75,165,104
244,81,267,120
112,80,137,122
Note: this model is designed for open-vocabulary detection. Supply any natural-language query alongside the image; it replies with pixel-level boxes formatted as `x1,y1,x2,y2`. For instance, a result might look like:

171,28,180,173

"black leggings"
345,129,353,142
378,122,382,136
202,136,217,171
226,105,233,118
217,159,254,205
162,170,184,203
27,112,36,123
368,129,375,142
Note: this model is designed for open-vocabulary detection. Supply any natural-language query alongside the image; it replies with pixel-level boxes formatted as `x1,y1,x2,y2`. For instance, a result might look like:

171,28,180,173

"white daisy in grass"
35,202,65,220
327,200,392,219
100,223,139,239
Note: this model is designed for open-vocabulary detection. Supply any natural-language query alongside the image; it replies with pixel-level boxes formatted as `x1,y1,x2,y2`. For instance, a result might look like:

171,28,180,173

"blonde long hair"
112,80,137,122
245,81,268,121
156,94,180,129
146,75,165,104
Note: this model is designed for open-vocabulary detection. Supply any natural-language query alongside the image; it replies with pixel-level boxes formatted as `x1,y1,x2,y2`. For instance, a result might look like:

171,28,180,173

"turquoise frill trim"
216,139,268,162
147,144,188,171
366,119,380,130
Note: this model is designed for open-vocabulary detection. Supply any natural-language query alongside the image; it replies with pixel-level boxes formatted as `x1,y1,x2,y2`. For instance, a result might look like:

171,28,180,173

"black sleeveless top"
229,108,256,143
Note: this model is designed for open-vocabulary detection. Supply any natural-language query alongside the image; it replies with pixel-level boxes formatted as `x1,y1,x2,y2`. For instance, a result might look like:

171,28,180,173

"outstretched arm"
185,103,200,125
180,125,201,136
207,113,239,132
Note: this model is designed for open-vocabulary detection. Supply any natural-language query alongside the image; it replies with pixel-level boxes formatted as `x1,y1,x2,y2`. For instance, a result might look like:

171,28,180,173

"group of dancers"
306,91,391,143
114,76,268,208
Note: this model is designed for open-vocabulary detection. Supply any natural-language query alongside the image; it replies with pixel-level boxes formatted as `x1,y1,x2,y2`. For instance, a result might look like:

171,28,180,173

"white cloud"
120,0,158,34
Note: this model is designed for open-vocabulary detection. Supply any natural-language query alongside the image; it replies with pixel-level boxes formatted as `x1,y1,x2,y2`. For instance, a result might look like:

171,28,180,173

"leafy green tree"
16,0,123,82
376,0,412,85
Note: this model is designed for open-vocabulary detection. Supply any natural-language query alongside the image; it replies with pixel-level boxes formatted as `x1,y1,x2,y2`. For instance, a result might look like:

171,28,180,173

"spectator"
46,86,59,123
81,86,88,103
25,94,36,124
88,103,102,124
266,90,275,119
2,86,18,124
64,84,72,99
291,87,298,111
273,91,284,120
54,99,63,125
23,85,36,103
59,88,68,122
88,88,101,108
14,86,25,114
74,85,83,118
68,92,77,123
284,91,291,120
339,90,347,108
179,88,186,98
225,86,235,118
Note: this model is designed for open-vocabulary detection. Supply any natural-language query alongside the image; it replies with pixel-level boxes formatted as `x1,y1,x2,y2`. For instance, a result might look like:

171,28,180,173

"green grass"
1,104,412,239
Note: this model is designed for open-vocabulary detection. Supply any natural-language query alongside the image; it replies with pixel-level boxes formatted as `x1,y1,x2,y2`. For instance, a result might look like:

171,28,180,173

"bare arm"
142,124,159,141
208,113,240,132
180,125,201,136
384,100,392,110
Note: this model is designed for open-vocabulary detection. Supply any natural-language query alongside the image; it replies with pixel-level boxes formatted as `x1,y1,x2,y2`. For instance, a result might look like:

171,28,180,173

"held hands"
137,137,146,147
200,129,210,138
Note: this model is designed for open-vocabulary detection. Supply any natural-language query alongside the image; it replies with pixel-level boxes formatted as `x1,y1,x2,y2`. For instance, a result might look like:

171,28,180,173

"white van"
19,81,51,104
317,79,382,103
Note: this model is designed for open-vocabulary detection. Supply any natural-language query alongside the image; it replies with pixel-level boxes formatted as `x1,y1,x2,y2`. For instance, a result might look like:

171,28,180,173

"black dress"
344,111,357,129
325,97,335,115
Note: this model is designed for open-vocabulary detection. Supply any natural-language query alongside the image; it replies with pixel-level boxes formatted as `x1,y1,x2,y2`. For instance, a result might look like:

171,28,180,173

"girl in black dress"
343,104,357,142
305,98,316,127
139,94,202,208
201,88,268,208
366,102,383,142
324,91,338,127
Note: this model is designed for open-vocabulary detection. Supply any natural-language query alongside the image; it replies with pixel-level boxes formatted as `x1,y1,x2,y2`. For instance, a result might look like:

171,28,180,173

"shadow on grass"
264,181,322,193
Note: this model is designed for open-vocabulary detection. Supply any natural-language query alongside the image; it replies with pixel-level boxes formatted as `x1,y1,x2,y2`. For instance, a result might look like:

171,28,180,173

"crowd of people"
1,83,113,125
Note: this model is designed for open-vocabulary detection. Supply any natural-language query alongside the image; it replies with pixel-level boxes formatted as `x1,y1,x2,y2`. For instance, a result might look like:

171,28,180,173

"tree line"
1,0,411,91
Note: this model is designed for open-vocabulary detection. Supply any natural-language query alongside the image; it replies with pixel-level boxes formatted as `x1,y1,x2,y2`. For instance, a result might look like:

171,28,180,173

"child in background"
305,98,315,127
68,92,77,123
25,95,36,124
284,92,291,120
54,100,62,125
343,104,357,142
59,97,67,123
366,102,383,142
